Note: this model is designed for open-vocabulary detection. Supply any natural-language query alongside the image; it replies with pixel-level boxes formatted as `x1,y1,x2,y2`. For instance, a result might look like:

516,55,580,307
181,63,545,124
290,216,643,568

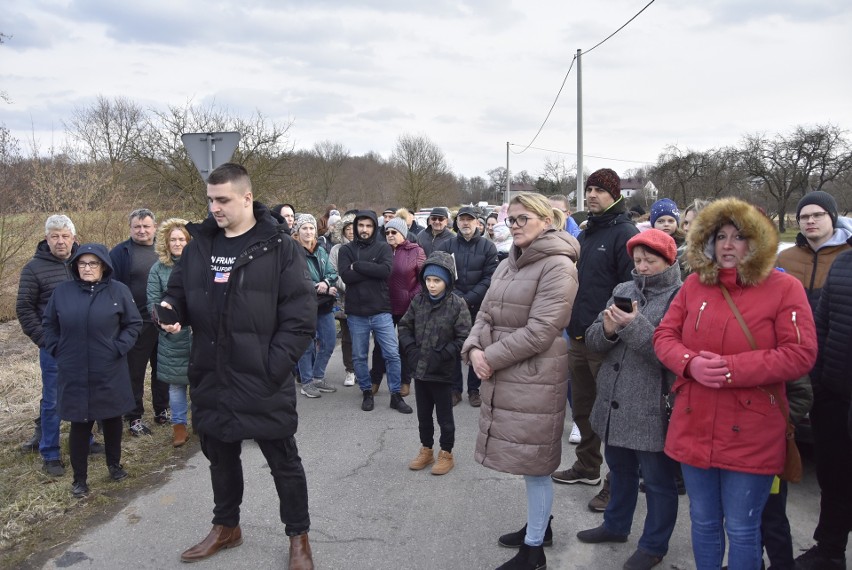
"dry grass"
0,320,194,569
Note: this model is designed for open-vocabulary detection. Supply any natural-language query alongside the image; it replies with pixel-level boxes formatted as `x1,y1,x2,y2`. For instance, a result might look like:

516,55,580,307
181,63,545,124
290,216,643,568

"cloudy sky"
4,1,852,181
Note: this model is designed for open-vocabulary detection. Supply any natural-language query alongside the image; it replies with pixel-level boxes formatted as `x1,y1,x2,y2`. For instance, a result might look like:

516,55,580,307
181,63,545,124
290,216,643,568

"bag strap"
660,287,680,397
720,284,793,430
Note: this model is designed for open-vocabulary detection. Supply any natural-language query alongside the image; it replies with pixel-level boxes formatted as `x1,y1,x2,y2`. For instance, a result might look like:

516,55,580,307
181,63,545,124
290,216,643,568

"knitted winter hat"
327,214,341,228
650,198,681,226
423,263,451,285
292,214,317,234
382,207,397,216
585,168,621,201
796,191,838,228
627,228,678,266
384,217,408,239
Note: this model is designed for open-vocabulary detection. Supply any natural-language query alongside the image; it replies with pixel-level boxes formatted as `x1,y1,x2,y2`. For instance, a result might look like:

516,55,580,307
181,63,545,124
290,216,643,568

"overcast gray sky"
4,1,852,180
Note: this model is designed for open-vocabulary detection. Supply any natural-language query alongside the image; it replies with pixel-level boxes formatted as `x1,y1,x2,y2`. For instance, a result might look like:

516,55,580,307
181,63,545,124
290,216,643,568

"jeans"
39,348,61,462
568,338,605,475
297,311,337,385
170,385,188,425
604,445,679,557
200,433,310,535
681,464,773,570
524,475,554,546
370,314,411,385
414,380,455,451
348,313,401,393
125,322,169,420
810,396,852,558
69,416,122,483
761,480,793,569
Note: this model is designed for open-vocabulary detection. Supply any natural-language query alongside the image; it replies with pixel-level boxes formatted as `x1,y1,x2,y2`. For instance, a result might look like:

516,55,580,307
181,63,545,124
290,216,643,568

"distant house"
507,181,537,202
620,177,658,200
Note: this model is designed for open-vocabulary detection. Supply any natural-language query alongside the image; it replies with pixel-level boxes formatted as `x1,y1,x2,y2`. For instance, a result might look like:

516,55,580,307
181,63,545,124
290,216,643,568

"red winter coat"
388,239,425,317
653,198,817,476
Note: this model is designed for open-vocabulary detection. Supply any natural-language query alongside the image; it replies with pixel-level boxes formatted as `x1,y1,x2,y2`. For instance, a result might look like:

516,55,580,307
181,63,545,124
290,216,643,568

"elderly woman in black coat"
43,243,142,498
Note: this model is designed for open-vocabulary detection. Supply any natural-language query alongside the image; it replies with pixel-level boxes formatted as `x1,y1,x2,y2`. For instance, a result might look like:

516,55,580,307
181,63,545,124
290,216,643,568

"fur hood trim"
331,212,356,245
685,198,778,286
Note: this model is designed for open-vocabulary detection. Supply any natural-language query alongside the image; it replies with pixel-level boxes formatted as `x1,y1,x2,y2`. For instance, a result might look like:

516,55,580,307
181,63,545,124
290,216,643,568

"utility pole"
506,141,511,204
575,48,584,213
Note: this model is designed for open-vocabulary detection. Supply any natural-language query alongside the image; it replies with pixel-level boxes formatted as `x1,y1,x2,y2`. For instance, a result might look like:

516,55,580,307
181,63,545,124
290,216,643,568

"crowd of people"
14,162,852,570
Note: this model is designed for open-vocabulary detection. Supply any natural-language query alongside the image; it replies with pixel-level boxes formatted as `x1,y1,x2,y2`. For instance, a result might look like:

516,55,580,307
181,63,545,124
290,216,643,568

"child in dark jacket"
398,251,471,475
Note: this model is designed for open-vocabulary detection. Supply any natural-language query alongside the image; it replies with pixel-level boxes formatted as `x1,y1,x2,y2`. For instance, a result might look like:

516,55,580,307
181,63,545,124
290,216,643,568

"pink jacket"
388,240,425,317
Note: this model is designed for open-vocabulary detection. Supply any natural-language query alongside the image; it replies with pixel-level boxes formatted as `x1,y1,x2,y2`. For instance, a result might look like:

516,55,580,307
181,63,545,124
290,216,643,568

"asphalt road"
41,346,839,569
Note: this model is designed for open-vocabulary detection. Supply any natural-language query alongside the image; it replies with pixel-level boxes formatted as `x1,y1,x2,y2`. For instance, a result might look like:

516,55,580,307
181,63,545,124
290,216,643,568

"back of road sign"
181,132,241,182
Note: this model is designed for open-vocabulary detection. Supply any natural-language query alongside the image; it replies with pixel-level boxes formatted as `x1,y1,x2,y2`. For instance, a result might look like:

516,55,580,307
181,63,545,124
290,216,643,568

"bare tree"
540,157,575,195
392,133,453,210
739,124,852,231
311,140,349,203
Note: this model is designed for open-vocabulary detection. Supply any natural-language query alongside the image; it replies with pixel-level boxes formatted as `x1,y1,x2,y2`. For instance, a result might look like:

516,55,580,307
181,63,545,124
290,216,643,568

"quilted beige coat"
462,228,579,476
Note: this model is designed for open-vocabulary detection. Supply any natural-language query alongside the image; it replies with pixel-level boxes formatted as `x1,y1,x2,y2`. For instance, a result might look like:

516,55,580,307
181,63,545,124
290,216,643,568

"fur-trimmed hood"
685,198,778,286
331,212,356,245
155,218,191,265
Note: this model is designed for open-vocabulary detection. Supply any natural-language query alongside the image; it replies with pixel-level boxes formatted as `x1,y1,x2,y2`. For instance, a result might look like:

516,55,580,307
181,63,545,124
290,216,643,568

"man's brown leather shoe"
180,524,242,563
288,533,314,570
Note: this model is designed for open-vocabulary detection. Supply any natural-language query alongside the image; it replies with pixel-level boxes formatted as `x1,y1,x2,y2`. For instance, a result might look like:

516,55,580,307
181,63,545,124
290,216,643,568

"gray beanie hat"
293,213,317,234
384,217,409,239
796,191,838,228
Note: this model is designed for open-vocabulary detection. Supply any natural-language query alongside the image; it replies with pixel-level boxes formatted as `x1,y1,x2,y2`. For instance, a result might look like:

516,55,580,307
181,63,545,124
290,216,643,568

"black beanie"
796,191,838,228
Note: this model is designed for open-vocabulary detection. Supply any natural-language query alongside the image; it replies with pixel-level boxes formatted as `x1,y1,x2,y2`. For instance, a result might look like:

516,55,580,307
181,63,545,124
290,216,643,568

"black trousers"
200,433,310,536
69,416,123,483
414,380,455,452
125,322,169,420
761,480,793,569
451,307,481,394
371,314,411,385
810,396,852,557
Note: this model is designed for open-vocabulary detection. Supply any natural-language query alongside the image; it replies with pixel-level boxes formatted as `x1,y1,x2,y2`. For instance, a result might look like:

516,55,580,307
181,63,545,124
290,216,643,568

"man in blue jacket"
161,163,316,568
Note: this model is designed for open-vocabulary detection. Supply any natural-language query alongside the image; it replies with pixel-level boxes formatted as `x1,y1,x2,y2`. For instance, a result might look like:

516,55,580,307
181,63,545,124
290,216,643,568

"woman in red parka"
653,198,817,570
370,216,425,396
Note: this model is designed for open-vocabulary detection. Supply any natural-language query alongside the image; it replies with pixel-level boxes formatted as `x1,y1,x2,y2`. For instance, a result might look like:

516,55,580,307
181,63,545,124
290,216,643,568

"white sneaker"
569,423,581,444
343,371,356,387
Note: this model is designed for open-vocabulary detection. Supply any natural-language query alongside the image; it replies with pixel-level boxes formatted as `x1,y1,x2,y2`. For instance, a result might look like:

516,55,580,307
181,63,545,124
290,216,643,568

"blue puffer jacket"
42,243,142,422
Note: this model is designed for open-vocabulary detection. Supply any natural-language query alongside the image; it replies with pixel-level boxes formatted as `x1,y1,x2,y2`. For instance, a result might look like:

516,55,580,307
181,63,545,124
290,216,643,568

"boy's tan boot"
431,450,454,475
408,447,434,470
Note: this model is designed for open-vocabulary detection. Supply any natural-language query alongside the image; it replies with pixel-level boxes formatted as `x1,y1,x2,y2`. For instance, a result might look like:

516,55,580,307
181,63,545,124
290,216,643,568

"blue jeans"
524,475,554,546
681,464,773,570
39,349,61,462
170,384,188,425
604,445,679,556
297,311,337,385
348,313,401,393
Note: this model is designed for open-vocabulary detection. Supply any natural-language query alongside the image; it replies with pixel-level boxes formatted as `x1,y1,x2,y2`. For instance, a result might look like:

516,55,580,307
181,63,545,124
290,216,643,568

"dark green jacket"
148,259,191,385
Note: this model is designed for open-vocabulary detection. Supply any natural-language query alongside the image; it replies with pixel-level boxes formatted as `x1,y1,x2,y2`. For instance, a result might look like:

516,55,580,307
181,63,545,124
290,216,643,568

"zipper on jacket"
791,311,801,344
694,301,707,331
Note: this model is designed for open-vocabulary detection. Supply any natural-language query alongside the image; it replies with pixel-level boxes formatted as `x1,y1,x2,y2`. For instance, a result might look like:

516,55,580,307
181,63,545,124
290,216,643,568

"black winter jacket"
163,203,316,442
43,244,141,422
398,251,472,383
437,231,498,311
16,241,78,347
417,227,454,257
812,250,852,401
338,210,394,317
567,198,638,338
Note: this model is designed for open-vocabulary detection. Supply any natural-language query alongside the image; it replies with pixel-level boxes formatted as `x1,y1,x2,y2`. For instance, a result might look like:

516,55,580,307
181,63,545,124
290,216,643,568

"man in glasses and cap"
417,207,454,256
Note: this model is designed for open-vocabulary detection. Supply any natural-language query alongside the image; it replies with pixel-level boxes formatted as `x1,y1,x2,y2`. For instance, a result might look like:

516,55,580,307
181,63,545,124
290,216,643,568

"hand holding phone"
612,296,634,313
152,303,180,326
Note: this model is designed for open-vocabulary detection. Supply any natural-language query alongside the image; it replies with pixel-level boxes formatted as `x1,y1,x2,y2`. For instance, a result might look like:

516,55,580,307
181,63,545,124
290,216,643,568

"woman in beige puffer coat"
462,192,579,570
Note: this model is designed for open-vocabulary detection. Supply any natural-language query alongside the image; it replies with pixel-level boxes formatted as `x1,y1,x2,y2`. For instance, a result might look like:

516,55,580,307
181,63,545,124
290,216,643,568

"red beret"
627,228,678,266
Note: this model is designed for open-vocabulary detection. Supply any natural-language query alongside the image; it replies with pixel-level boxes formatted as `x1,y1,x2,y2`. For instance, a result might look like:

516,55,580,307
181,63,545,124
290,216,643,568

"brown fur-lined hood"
685,198,778,286
331,212,356,245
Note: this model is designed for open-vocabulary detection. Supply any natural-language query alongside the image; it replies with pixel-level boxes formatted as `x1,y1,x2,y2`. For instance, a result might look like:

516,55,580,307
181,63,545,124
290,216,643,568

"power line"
509,143,653,165
513,0,657,154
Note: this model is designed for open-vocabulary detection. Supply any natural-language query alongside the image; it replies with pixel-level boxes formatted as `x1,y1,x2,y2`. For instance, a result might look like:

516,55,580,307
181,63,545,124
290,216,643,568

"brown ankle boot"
172,424,189,448
408,447,434,470
371,383,380,394
400,383,410,397
431,450,454,475
289,533,314,570
180,524,242,562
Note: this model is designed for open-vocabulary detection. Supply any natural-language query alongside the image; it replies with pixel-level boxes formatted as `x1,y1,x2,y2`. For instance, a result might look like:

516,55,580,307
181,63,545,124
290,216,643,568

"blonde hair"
509,192,565,230
155,218,191,265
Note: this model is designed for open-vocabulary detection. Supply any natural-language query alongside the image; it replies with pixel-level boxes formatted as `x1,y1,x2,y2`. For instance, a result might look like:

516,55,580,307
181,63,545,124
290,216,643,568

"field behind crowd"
0,320,193,569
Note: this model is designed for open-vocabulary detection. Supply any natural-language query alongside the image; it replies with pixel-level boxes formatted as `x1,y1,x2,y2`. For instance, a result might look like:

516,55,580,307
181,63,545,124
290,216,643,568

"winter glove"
686,351,730,389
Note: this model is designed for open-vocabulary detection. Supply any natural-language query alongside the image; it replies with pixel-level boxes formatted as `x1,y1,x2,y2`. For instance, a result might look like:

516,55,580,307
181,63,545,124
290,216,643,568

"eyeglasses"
505,215,539,228
429,216,446,222
798,211,828,223
386,230,399,236
77,261,101,269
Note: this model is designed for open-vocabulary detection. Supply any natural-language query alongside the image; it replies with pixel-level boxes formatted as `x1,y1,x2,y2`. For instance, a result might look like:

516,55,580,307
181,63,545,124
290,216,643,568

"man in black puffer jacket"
338,210,413,414
438,205,498,407
15,215,79,469
161,163,317,568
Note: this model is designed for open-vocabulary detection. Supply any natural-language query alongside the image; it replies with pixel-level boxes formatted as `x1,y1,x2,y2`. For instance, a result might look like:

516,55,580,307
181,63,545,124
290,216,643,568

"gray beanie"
796,191,838,227
292,213,317,234
384,217,408,239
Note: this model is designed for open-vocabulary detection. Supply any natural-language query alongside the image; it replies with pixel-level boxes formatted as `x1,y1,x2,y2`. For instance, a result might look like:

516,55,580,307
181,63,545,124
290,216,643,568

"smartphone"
152,304,180,325
613,296,634,313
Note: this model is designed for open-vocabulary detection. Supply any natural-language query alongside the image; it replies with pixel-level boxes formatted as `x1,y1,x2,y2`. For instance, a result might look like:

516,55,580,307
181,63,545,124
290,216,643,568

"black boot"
498,516,553,548
390,393,413,414
496,543,547,570
20,417,42,453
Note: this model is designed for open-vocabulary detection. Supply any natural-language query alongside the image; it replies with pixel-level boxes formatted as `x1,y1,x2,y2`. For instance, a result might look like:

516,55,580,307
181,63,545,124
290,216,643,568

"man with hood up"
338,210,414,414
